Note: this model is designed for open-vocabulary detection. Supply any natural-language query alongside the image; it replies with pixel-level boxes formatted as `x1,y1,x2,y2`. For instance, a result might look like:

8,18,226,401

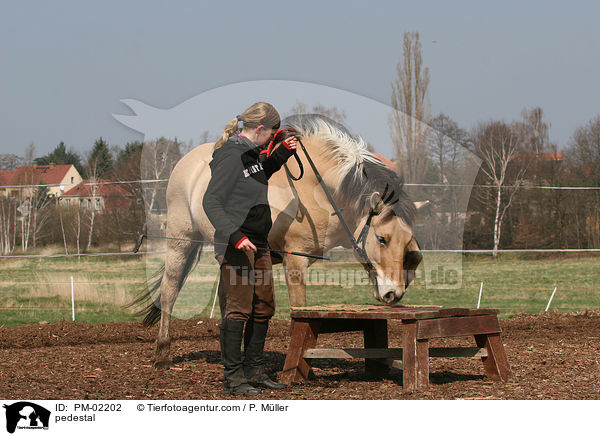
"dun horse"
135,115,423,369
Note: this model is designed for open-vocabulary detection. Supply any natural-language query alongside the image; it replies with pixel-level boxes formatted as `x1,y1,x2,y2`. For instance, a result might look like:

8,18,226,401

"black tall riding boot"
243,320,286,390
219,318,261,395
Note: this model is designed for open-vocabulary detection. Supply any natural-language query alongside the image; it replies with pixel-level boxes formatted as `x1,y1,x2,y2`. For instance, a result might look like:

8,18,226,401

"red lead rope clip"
265,128,294,157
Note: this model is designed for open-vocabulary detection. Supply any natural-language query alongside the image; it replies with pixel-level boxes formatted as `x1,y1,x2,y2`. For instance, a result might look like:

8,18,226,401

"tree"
565,116,600,247
430,113,470,183
0,154,24,171
567,115,600,173
286,102,347,124
0,198,17,254
34,141,83,173
471,121,527,257
515,107,549,154
24,142,35,166
390,31,431,183
422,113,472,248
87,137,113,178
115,141,144,169
140,137,182,224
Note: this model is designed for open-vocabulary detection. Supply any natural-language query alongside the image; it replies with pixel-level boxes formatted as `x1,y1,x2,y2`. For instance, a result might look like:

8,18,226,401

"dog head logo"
3,402,51,433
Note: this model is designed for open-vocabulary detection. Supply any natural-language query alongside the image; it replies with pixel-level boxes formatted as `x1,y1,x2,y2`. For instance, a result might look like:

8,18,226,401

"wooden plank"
363,319,389,378
304,348,403,359
303,347,486,359
417,314,501,339
429,347,487,358
401,318,430,391
475,333,512,382
416,339,429,388
280,320,321,385
291,309,434,320
290,308,499,321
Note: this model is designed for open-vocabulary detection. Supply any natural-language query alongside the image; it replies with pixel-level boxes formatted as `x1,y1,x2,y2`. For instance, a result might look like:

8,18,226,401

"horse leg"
283,254,310,307
155,238,200,369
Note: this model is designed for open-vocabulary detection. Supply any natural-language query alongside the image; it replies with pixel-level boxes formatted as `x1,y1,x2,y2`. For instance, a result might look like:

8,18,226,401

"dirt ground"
1,310,599,400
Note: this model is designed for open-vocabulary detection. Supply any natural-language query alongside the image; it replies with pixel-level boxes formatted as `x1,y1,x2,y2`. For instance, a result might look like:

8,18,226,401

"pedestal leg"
474,332,512,382
363,319,389,378
281,320,320,385
402,320,429,391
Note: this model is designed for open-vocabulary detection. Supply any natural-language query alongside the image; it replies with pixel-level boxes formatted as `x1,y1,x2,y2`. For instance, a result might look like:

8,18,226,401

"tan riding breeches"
216,245,275,322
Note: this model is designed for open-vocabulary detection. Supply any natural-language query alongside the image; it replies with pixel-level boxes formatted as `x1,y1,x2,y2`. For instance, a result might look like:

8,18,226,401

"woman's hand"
282,136,298,150
237,238,257,254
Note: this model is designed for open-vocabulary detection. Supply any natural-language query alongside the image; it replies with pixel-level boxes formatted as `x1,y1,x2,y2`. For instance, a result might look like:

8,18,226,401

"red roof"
0,164,73,186
63,179,132,198
0,170,15,186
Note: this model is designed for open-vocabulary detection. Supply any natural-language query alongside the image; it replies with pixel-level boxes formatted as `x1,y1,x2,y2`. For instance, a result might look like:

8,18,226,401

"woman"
202,102,298,395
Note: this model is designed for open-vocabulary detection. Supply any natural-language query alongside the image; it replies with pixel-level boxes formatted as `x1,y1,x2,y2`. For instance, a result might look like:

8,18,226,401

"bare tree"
390,31,431,183
58,202,69,254
0,154,24,171
140,137,182,227
0,199,17,254
566,115,600,247
515,107,549,153
86,163,99,251
472,121,527,257
24,142,35,166
30,186,52,249
430,113,470,183
16,166,36,252
286,102,347,124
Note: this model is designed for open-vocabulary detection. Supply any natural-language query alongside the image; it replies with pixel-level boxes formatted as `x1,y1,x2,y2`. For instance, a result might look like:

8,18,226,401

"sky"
1,0,599,158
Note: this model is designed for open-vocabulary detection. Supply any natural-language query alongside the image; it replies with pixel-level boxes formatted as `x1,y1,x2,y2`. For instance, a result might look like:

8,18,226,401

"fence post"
71,275,75,321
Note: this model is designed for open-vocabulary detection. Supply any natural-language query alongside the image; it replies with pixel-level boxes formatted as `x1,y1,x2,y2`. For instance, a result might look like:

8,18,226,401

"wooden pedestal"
280,307,511,391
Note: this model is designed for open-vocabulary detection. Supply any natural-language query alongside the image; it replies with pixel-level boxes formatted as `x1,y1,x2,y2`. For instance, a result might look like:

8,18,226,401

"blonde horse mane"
283,114,382,180
283,114,416,225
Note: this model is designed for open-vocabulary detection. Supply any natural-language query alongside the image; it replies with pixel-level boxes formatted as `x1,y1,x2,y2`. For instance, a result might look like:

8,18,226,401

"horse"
135,114,423,369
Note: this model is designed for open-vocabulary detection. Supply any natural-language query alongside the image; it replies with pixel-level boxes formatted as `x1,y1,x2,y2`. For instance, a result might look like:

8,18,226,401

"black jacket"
203,134,296,254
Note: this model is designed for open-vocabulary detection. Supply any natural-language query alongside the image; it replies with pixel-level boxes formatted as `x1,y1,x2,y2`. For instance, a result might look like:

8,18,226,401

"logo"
243,162,264,178
3,402,50,434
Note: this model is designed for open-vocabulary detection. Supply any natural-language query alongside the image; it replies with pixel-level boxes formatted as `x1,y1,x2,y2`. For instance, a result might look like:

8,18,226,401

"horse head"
356,184,423,305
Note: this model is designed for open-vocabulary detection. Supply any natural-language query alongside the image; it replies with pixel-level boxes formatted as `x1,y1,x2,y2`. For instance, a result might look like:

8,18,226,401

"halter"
355,183,398,252
292,137,405,288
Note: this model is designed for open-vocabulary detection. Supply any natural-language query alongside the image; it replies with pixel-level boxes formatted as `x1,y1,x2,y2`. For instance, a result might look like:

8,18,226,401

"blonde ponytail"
213,102,280,150
214,118,240,150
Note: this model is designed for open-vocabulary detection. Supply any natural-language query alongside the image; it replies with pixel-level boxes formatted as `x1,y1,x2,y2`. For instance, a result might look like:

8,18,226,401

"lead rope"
295,137,379,286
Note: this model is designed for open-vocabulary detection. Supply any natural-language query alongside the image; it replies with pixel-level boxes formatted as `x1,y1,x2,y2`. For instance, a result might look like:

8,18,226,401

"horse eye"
376,235,386,245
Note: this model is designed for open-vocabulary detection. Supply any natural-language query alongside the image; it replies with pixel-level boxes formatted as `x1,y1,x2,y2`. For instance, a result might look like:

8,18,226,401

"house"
61,179,134,212
0,163,82,199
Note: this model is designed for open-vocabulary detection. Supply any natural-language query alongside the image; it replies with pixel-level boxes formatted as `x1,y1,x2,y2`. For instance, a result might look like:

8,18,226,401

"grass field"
0,249,598,326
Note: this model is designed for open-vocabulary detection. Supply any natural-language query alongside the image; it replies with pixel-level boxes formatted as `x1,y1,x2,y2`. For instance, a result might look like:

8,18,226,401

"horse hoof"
154,360,171,370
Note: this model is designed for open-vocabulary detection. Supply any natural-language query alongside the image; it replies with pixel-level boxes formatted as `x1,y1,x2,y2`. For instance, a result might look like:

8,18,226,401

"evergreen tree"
115,141,144,169
87,137,113,178
34,142,83,173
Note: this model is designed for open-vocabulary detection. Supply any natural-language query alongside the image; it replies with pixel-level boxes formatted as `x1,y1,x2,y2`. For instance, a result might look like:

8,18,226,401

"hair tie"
236,115,243,122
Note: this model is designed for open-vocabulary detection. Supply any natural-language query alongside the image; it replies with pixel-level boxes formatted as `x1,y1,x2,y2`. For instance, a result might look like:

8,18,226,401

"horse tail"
127,241,204,327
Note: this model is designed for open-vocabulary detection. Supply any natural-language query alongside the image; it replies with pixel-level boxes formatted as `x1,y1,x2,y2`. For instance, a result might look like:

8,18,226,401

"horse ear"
369,192,384,213
414,200,430,211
